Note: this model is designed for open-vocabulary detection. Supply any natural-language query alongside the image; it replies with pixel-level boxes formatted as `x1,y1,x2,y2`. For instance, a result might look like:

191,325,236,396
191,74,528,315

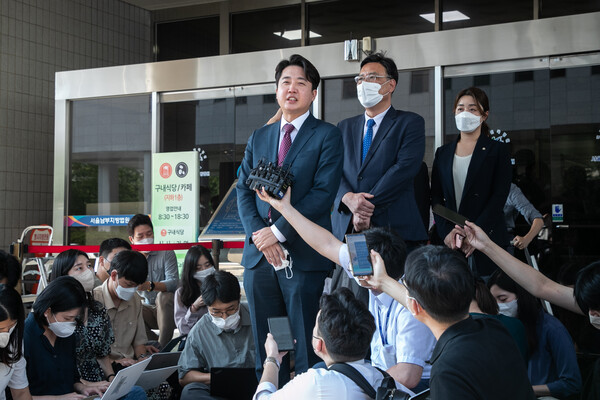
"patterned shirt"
75,299,115,381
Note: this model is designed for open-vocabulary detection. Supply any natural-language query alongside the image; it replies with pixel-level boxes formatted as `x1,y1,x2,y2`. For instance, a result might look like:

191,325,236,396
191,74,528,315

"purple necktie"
278,123,294,166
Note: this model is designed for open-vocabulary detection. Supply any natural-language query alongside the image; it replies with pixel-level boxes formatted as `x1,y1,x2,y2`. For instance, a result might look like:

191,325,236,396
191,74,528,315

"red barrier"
26,241,245,254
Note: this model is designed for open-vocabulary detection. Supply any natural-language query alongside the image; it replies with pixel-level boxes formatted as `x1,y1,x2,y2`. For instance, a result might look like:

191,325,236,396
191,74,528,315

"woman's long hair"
453,87,491,136
488,270,541,352
180,246,214,308
0,284,25,365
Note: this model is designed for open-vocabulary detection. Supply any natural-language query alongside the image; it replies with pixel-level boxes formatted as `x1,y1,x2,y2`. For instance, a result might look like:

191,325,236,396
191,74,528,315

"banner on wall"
151,152,199,244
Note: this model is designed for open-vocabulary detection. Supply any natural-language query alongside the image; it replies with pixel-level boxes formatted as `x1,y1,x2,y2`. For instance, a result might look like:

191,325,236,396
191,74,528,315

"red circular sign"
159,163,172,179
161,229,167,237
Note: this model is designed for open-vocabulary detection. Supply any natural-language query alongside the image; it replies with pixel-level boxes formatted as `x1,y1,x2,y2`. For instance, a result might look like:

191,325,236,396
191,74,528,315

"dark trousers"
244,260,328,385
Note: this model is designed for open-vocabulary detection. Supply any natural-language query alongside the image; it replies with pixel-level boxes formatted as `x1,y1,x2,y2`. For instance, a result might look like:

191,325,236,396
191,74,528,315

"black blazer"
431,134,511,275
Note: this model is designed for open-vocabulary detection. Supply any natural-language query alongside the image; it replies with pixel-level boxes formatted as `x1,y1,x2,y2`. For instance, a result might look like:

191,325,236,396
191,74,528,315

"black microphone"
246,158,294,199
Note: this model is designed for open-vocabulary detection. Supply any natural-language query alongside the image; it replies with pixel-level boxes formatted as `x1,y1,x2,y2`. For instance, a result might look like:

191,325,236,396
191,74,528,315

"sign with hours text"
151,152,199,244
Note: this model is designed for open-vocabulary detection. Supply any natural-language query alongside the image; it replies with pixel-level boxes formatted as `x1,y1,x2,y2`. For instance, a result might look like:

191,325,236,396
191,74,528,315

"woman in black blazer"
431,87,511,277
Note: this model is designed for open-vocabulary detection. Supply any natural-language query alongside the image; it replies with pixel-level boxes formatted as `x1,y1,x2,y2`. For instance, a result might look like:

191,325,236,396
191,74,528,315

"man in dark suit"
237,54,343,382
332,53,428,249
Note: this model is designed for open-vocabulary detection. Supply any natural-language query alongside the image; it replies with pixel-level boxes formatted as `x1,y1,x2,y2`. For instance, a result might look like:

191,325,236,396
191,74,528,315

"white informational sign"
552,204,563,223
151,152,199,244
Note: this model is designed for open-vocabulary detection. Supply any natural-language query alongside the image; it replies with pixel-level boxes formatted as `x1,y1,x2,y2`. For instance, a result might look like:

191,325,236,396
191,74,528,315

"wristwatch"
263,356,280,370
147,281,155,292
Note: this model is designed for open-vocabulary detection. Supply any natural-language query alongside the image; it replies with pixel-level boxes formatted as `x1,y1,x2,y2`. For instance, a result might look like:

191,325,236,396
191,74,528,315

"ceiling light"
420,10,470,23
273,29,322,41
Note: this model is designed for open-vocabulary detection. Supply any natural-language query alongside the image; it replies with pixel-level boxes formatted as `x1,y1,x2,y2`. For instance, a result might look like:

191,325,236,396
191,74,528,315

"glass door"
160,84,278,230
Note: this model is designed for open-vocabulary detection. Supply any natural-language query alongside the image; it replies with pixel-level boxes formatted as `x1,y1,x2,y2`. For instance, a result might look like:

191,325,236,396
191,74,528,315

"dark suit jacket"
431,133,511,255
332,107,428,241
237,114,343,272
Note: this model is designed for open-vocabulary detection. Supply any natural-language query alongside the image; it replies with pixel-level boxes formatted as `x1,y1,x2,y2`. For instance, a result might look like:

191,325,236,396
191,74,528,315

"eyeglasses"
209,304,239,319
354,74,391,84
312,334,322,341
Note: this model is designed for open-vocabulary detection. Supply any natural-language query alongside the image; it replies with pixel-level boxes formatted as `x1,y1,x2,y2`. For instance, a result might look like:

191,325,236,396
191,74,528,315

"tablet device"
345,233,373,276
267,316,294,352
432,204,468,228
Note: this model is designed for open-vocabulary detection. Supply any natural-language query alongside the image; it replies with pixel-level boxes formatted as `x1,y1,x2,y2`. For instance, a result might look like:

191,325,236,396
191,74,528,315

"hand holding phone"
267,317,295,352
346,234,373,276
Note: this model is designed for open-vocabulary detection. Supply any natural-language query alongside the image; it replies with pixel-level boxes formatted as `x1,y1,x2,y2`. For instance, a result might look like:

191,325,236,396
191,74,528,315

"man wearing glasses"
178,270,255,400
332,53,427,249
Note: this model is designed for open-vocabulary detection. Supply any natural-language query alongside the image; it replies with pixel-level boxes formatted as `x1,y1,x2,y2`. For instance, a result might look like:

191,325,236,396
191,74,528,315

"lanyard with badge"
377,304,394,346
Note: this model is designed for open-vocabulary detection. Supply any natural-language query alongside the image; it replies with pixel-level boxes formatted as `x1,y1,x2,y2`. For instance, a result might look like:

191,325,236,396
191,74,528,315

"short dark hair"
180,245,215,308
0,251,21,288
275,54,320,91
404,245,474,324
201,270,240,306
99,238,132,258
50,249,88,281
317,288,375,362
32,276,86,328
109,250,148,284
360,52,399,92
127,214,153,236
364,227,407,281
0,284,25,364
575,261,600,314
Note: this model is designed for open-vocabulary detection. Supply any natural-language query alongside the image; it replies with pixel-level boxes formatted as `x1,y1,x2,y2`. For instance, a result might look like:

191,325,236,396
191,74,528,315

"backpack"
328,363,411,400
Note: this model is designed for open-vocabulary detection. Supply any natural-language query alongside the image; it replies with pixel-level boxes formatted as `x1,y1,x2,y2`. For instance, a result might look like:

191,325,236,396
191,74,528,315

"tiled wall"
0,0,152,248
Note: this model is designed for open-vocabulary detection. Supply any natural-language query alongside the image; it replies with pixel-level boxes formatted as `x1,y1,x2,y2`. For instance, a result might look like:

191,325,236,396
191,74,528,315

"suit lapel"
353,115,365,170
282,114,317,166
267,123,280,163
461,134,490,201
442,139,458,210
359,107,396,172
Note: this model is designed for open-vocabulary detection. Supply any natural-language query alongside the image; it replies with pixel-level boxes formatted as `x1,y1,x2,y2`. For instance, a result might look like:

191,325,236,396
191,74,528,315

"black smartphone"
345,233,373,276
432,204,468,228
267,317,295,352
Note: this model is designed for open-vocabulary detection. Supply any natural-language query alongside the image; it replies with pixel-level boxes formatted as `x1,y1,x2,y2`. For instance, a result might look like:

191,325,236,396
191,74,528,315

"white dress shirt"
338,245,436,382
452,153,471,210
270,110,311,243
362,106,391,140
253,359,385,400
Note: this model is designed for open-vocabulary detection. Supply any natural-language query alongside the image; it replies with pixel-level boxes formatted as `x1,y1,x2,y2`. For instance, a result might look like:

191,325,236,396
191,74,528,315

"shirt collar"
372,290,395,309
363,106,391,128
281,110,310,134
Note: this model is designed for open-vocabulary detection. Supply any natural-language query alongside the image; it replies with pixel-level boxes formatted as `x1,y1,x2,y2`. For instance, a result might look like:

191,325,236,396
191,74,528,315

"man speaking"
237,54,343,382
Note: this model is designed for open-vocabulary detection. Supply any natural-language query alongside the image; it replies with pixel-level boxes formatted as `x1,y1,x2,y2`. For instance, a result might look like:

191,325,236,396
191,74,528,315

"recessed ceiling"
121,0,223,11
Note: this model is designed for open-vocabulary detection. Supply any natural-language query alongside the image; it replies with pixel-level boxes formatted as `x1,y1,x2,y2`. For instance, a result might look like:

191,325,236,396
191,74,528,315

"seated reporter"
24,276,104,399
178,270,255,400
254,288,391,400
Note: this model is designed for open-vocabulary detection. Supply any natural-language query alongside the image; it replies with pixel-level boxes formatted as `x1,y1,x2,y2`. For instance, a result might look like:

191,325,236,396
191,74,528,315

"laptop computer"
135,352,182,390
210,367,258,400
84,357,151,400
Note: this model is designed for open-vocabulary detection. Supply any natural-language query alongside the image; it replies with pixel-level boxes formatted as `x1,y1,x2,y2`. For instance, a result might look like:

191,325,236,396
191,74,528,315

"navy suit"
431,133,511,276
332,107,428,242
237,114,343,379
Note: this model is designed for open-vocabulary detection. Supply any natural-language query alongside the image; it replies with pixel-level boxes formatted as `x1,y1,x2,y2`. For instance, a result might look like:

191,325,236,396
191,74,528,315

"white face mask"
210,308,241,331
0,325,16,349
589,312,600,330
73,267,95,292
135,237,154,254
194,267,215,281
455,111,483,133
115,278,137,301
498,299,519,318
48,314,76,338
357,81,388,108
